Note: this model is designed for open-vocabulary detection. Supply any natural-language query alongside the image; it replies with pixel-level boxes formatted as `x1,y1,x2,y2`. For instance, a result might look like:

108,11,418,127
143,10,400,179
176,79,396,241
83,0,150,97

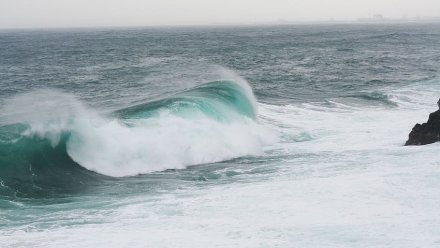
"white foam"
1,155,439,248
258,80,440,154
67,114,276,177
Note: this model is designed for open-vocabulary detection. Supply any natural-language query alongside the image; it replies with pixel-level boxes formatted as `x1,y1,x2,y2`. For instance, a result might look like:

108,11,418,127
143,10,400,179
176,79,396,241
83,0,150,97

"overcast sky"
1,0,440,29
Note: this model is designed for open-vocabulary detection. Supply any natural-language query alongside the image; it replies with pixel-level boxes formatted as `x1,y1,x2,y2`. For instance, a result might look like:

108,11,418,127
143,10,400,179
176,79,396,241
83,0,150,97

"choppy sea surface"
1,24,440,247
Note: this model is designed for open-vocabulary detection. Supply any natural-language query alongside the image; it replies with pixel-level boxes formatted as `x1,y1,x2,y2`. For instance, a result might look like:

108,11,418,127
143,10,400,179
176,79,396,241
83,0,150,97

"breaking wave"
0,79,276,197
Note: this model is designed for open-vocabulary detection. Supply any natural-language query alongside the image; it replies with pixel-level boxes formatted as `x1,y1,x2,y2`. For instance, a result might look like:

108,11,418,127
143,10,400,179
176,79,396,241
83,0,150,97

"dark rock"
405,99,440,146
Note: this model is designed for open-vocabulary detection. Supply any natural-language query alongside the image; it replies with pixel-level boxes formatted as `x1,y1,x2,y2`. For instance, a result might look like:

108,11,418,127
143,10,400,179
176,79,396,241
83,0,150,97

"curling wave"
0,79,276,196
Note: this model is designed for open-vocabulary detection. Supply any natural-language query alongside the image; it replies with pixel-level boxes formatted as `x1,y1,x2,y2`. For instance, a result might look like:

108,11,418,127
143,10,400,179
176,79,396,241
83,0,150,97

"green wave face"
116,80,257,121
0,126,101,199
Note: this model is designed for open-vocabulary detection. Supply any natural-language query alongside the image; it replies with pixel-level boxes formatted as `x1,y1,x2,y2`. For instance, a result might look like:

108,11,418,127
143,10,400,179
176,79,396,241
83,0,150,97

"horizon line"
1,19,440,32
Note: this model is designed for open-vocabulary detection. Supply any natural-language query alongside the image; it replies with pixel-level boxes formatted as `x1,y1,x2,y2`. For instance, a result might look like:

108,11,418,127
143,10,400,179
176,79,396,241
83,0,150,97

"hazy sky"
1,0,440,28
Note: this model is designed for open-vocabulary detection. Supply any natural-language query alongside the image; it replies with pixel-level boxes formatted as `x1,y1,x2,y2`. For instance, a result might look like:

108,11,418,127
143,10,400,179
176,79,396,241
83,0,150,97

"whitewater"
1,24,440,247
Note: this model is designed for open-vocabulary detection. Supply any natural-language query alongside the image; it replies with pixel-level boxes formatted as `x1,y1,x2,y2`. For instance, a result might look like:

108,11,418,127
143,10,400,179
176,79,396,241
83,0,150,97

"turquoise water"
1,24,440,247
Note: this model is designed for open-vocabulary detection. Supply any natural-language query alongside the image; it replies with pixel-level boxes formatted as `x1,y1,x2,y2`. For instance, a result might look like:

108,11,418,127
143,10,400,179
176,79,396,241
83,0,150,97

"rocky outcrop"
405,100,440,146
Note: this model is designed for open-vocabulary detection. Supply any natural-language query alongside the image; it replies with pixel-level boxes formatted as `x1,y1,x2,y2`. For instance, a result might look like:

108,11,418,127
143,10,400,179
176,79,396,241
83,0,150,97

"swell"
343,91,398,107
0,79,274,197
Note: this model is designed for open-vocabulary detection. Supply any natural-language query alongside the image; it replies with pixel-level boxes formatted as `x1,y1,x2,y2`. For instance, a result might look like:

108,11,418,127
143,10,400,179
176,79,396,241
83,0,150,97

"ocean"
1,24,440,247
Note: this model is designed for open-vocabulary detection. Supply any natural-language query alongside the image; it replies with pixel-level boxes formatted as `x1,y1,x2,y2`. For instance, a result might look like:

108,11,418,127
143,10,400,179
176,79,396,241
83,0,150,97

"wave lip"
116,80,257,121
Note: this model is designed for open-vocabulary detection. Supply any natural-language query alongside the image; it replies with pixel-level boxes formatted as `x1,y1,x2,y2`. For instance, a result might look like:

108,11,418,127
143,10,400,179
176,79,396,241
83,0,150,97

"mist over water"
1,24,440,247
1,0,440,28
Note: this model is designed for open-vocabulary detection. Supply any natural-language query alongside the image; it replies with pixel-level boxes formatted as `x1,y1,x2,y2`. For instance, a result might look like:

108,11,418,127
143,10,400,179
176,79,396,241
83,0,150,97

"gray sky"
1,0,440,29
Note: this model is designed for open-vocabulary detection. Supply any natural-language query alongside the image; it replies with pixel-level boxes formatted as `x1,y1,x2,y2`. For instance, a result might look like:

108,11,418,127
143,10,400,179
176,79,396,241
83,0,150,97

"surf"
0,78,277,197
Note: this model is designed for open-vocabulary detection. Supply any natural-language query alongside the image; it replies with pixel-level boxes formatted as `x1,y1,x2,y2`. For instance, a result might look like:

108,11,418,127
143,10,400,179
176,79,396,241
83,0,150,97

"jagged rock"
405,99,440,146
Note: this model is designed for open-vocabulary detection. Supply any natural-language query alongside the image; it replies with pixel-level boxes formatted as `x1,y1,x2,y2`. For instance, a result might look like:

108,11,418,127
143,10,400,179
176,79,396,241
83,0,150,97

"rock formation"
405,99,440,146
